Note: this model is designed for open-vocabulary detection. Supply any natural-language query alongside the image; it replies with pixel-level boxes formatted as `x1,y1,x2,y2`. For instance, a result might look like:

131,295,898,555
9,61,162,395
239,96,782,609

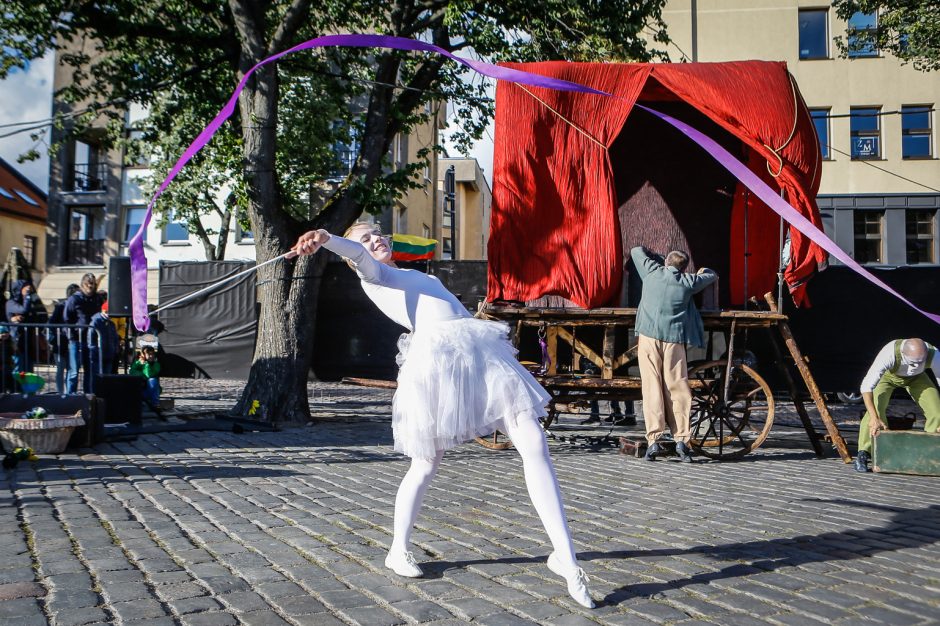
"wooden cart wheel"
475,430,513,450
687,359,775,460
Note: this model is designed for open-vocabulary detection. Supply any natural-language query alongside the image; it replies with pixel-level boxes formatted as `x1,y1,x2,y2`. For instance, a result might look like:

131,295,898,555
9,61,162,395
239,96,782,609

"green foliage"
0,0,671,255
834,0,940,71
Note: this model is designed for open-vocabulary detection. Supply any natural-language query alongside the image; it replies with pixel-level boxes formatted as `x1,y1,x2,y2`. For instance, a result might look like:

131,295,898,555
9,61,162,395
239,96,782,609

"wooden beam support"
546,326,558,375
765,292,851,462
602,324,615,379
556,327,603,369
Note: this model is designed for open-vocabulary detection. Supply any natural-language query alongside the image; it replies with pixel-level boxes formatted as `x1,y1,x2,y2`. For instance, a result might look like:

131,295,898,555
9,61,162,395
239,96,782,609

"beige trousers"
638,334,692,444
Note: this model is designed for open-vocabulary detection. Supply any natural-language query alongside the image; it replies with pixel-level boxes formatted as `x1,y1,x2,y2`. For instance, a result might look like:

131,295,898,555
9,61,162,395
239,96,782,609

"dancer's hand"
290,229,331,258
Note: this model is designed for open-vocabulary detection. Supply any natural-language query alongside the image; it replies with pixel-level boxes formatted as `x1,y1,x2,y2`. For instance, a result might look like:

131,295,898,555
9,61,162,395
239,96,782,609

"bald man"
855,338,940,472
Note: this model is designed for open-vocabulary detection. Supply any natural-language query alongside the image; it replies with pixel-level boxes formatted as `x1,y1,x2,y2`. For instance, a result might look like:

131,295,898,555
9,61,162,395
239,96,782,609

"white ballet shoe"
385,548,424,578
547,551,596,609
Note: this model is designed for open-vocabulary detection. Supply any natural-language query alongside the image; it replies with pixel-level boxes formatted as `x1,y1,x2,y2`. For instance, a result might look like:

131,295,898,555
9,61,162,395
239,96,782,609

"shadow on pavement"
598,500,940,606
407,501,940,609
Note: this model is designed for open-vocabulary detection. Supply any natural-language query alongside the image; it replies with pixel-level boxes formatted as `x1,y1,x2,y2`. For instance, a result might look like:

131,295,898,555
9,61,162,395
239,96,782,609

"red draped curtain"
487,60,827,308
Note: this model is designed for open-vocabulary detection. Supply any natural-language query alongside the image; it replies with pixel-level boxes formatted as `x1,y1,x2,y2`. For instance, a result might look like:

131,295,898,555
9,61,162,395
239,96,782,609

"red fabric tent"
487,60,828,308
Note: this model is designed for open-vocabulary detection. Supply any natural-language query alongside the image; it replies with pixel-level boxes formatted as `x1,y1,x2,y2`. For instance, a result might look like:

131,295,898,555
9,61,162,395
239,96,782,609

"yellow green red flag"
391,233,437,261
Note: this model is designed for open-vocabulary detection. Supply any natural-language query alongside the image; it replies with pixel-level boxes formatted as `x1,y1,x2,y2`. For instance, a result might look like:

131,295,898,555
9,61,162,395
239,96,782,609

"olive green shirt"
631,247,717,348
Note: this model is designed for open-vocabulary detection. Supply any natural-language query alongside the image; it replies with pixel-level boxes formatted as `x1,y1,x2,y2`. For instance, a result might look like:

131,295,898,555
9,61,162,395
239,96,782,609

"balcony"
68,163,108,192
67,239,105,265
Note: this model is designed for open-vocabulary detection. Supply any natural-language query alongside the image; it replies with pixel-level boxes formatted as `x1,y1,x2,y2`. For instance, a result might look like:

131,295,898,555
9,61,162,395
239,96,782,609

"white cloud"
0,52,55,192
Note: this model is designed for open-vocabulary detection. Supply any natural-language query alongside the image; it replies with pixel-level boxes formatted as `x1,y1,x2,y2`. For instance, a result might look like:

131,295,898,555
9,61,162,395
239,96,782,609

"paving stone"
179,612,238,626
100,581,153,603
46,588,101,609
389,599,455,622
109,598,168,621
474,612,540,626
0,568,39,584
0,582,45,600
0,597,44,618
341,605,406,626
238,611,294,626
170,595,224,614
50,606,110,626
273,595,328,616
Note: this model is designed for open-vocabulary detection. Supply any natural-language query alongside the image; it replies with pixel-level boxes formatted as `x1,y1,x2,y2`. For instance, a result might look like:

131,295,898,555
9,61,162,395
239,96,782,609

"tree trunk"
228,11,317,423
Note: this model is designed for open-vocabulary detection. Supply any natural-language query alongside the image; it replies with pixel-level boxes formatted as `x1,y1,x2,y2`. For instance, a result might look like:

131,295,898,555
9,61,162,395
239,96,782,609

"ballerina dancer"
292,223,595,608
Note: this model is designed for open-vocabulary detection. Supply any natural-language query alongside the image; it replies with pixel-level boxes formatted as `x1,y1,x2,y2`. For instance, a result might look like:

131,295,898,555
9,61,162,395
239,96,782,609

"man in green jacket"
631,247,717,462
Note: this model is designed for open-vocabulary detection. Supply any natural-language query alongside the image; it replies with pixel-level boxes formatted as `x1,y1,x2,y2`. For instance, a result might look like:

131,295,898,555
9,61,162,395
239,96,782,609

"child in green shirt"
130,346,161,409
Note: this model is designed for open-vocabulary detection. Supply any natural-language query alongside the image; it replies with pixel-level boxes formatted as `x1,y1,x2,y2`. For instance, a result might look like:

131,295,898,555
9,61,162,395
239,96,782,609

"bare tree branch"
270,0,314,54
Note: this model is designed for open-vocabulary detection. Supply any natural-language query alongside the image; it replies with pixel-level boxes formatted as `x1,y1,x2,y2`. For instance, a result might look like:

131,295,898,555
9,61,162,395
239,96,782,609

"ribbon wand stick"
150,252,294,317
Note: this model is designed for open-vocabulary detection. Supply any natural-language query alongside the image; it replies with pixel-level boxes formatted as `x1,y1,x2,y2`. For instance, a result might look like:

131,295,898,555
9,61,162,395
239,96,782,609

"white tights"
390,415,579,570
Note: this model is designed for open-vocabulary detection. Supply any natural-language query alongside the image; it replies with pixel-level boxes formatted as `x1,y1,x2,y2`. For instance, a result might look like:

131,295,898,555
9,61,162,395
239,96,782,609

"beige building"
383,103,449,246
0,157,47,284
660,1,939,266
436,157,492,260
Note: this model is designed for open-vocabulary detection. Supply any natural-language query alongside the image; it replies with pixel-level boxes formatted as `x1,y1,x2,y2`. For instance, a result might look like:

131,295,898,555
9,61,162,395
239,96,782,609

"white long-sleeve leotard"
322,235,470,330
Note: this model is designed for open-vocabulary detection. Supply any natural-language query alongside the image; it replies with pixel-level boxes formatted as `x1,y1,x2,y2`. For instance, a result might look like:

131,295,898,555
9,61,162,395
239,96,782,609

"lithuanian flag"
391,233,437,261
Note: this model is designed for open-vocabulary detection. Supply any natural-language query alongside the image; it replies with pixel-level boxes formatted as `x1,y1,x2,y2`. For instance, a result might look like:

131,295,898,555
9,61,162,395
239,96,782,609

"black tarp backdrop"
158,260,257,379
781,265,940,393
313,259,489,381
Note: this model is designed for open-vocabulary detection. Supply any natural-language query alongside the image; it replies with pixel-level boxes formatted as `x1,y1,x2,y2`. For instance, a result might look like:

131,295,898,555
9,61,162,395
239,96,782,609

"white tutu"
392,317,551,459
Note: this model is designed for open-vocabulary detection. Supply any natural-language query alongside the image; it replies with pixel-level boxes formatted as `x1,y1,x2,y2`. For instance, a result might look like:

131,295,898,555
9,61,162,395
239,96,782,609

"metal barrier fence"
0,322,112,396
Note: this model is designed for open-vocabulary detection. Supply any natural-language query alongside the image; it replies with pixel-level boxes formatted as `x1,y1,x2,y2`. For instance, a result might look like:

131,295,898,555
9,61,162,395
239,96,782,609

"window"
71,140,107,192
394,135,407,168
422,223,430,239
0,187,13,200
123,207,147,242
396,206,408,234
853,211,883,264
847,11,878,58
22,236,37,269
850,107,881,159
442,237,453,259
237,223,253,243
906,210,935,264
14,190,40,206
163,210,188,242
902,105,933,159
798,9,828,59
329,122,358,179
810,108,831,159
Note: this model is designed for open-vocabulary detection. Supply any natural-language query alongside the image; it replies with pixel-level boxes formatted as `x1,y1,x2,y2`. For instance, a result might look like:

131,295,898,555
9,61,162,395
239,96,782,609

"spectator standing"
64,273,103,393
88,301,120,391
5,278,48,375
48,283,80,394
0,325,14,392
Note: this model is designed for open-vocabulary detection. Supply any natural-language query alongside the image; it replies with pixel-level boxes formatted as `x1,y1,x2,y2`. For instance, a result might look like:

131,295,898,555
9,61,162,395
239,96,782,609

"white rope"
151,252,291,316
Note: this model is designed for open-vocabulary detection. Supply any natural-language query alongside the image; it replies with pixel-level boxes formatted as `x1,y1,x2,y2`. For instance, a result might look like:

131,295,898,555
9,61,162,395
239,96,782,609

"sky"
0,51,494,195
0,52,55,192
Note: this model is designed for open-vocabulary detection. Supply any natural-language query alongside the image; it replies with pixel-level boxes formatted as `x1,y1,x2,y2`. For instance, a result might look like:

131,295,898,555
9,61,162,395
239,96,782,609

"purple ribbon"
128,34,605,331
130,34,940,330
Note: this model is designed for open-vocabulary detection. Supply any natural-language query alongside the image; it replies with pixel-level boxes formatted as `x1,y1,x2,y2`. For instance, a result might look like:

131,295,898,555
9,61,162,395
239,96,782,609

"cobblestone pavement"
2,381,940,626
